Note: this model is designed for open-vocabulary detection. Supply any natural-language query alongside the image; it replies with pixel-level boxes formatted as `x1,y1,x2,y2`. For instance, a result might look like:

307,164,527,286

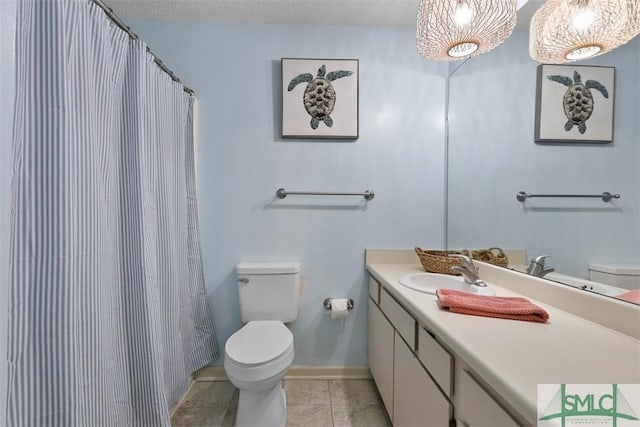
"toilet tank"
236,262,301,323
588,264,640,290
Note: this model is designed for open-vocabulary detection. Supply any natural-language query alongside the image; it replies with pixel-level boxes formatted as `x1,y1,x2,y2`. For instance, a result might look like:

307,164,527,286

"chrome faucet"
526,255,555,278
449,254,487,287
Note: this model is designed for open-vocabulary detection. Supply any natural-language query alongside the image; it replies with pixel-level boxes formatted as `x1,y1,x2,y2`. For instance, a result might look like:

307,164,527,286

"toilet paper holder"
323,298,354,311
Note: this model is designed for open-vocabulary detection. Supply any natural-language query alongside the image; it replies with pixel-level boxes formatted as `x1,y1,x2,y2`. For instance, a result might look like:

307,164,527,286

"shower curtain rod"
92,0,195,95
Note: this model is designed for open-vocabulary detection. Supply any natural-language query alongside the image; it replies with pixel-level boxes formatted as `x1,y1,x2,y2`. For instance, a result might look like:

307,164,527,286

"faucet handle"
531,255,551,265
448,254,476,271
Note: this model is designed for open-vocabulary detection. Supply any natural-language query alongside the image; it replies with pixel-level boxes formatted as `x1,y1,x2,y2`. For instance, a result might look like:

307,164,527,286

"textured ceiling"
107,0,544,28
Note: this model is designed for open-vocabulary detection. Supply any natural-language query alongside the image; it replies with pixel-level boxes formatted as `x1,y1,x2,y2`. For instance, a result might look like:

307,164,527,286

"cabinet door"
368,299,394,419
394,332,451,427
458,370,520,427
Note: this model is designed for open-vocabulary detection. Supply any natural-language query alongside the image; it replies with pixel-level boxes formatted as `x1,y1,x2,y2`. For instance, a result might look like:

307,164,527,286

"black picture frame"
535,64,615,143
282,58,359,139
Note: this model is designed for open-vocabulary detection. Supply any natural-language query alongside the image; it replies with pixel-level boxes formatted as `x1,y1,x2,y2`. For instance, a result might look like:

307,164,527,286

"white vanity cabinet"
368,276,525,427
368,277,453,426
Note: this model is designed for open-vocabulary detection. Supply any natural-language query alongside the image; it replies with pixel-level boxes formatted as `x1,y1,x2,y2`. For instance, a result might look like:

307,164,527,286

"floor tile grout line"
327,379,336,427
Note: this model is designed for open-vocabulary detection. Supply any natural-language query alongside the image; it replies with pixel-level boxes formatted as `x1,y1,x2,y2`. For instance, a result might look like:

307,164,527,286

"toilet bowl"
225,321,294,427
224,262,300,427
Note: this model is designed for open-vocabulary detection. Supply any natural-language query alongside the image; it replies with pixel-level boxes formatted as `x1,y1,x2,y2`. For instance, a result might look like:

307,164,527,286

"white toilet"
224,262,301,427
588,263,640,290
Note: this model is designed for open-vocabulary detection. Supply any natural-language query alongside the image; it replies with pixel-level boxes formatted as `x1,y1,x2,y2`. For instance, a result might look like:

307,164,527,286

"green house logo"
539,384,639,427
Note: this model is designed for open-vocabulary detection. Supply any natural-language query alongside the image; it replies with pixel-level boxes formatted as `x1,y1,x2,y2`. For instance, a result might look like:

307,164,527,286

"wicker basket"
414,247,469,275
471,247,509,268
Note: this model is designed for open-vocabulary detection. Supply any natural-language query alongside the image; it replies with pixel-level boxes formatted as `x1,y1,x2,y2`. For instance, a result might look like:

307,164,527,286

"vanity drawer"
418,327,453,396
380,288,416,349
369,277,380,304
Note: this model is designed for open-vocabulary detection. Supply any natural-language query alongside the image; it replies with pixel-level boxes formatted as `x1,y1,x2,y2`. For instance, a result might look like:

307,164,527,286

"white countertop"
366,262,640,425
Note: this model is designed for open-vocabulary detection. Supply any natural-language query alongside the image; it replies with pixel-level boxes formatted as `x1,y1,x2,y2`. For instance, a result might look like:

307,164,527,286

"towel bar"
276,188,374,201
516,191,620,202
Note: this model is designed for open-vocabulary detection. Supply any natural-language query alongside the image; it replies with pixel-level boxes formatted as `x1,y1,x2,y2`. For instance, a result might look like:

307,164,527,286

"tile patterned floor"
171,379,390,427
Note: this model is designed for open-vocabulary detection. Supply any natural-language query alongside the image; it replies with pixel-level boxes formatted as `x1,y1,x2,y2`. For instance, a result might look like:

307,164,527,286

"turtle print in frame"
288,65,353,130
547,70,609,135
535,64,615,143
282,59,359,139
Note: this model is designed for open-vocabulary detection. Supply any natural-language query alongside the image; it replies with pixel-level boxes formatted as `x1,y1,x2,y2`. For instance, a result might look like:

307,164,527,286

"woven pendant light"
416,0,517,61
529,0,638,63
619,0,640,45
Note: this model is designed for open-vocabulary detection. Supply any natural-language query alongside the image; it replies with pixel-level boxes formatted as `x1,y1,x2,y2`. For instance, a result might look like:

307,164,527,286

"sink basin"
398,272,495,296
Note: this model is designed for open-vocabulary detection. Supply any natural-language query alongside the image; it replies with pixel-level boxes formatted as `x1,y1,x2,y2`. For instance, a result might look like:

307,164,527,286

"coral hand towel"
617,290,640,304
436,289,549,323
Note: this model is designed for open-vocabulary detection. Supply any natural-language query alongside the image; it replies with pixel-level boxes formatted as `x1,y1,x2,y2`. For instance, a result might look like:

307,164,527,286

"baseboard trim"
287,365,371,380
170,379,195,417
193,365,371,382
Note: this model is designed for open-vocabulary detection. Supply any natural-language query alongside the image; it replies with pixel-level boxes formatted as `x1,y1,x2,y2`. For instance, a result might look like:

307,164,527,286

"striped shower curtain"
6,0,218,425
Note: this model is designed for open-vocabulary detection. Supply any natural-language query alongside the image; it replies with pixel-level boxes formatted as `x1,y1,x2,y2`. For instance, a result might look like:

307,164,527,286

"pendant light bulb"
572,8,595,30
454,2,474,26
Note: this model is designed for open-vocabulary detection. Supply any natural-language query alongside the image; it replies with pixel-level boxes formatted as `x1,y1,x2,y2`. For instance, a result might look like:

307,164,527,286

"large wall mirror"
446,29,640,305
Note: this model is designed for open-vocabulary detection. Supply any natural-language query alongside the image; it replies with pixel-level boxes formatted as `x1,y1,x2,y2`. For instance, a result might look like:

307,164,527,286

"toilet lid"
226,320,293,366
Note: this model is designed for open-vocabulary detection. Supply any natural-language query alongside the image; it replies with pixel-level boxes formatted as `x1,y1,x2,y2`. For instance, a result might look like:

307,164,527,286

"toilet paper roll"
330,298,350,320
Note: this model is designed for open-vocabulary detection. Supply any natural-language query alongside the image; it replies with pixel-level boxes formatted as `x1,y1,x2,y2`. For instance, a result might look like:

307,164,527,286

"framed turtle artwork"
281,58,359,139
535,64,615,143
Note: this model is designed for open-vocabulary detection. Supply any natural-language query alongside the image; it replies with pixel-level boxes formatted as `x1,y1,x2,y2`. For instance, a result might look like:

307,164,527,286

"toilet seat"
224,320,294,383
226,321,293,365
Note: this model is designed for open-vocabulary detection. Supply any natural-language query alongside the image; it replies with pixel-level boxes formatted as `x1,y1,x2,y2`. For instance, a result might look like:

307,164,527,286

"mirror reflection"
446,30,640,305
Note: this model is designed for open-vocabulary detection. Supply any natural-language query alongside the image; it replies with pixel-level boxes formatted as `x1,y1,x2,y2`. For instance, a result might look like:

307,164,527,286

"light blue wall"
0,0,17,419
128,21,448,365
3,6,637,378
448,31,640,278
